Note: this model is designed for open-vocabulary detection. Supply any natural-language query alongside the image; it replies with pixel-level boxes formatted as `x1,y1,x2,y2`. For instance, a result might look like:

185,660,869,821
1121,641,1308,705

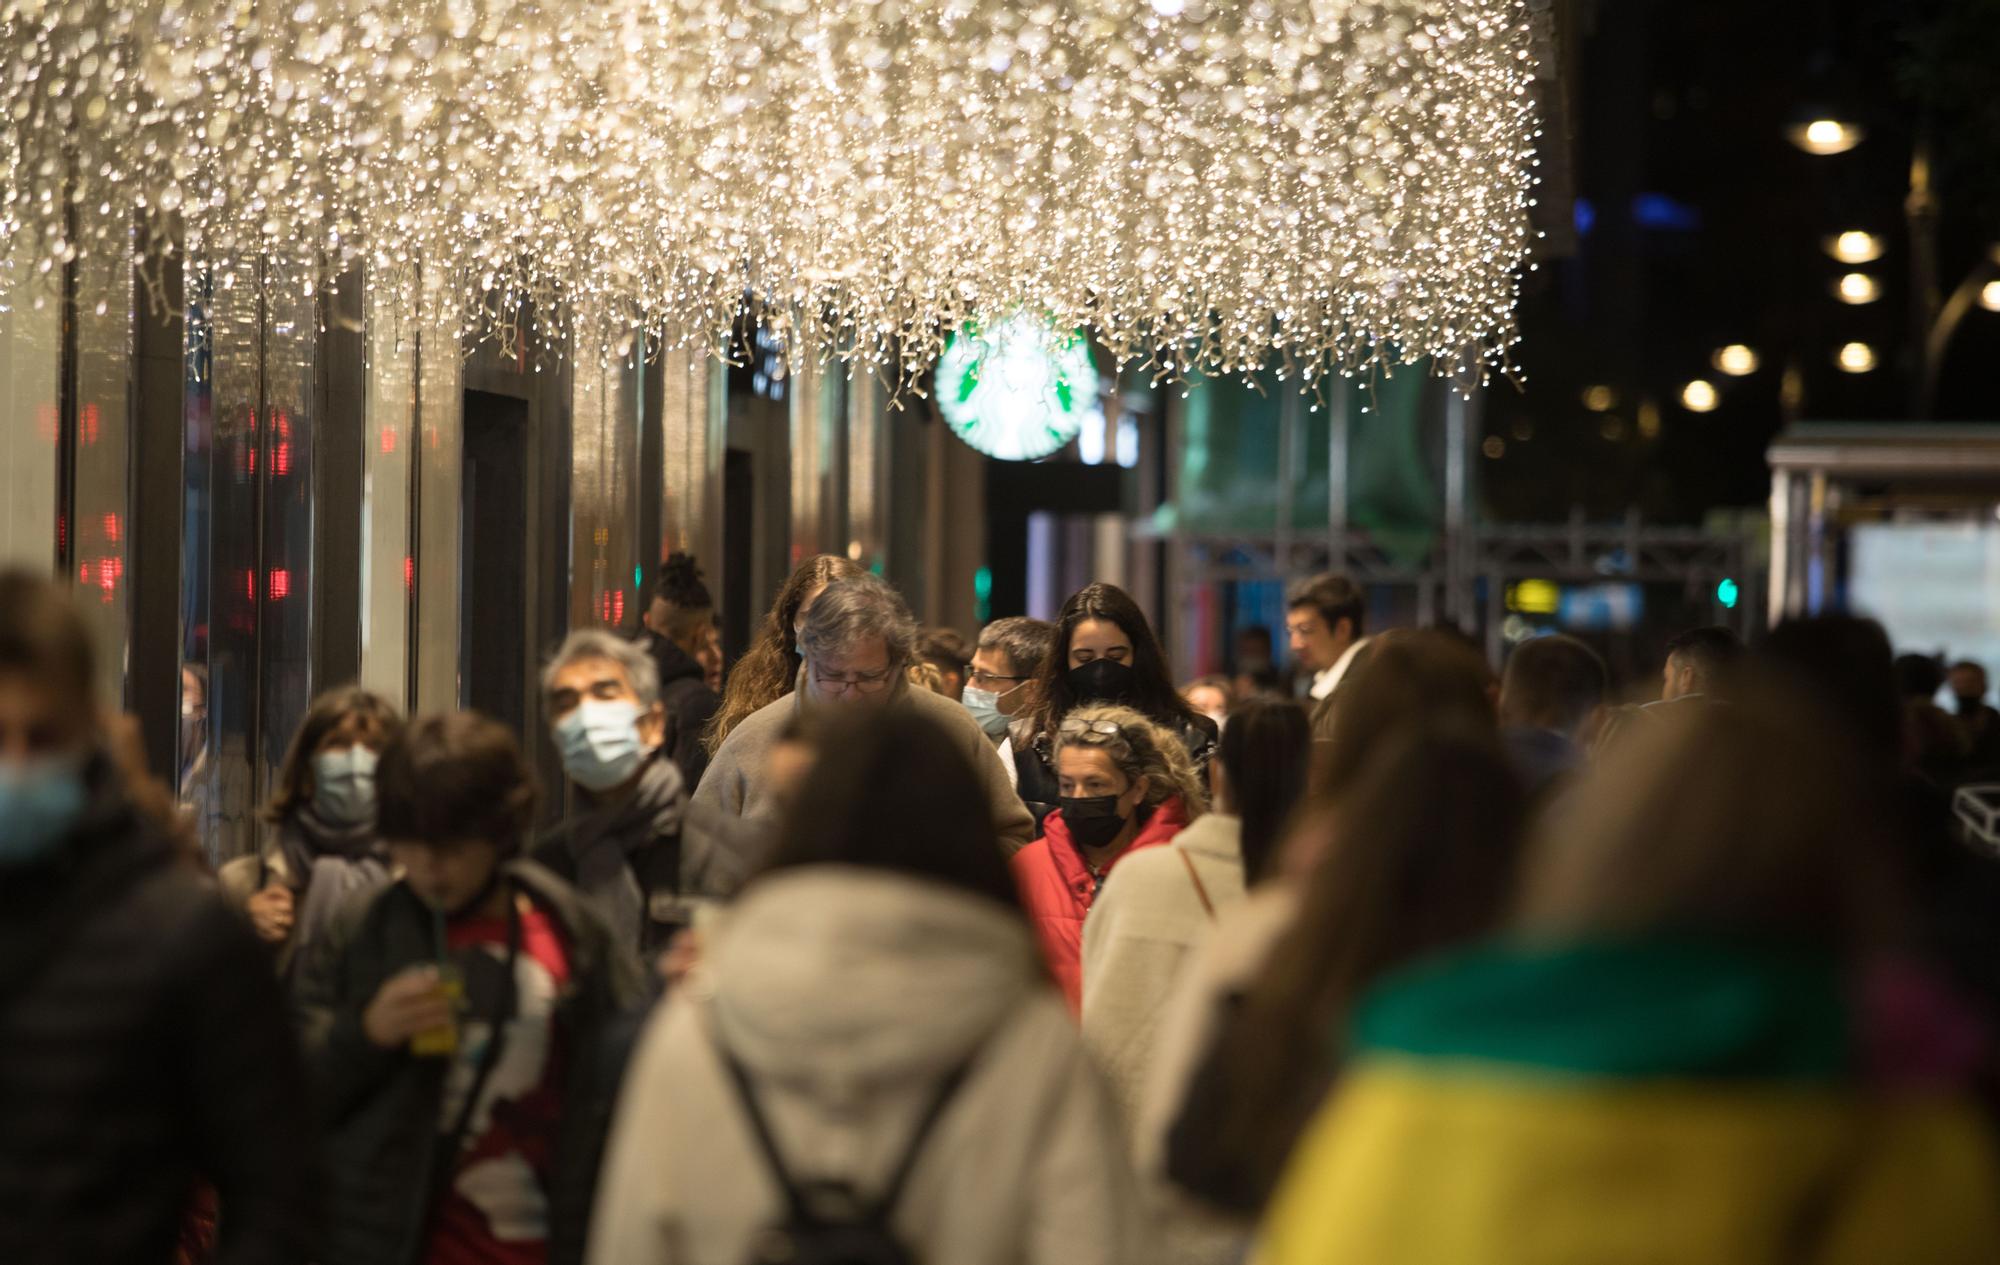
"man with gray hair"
530,627,690,952
694,573,1035,850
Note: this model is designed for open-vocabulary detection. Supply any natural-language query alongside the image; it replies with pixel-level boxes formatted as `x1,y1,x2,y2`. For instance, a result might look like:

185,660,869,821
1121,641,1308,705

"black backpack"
716,1039,982,1265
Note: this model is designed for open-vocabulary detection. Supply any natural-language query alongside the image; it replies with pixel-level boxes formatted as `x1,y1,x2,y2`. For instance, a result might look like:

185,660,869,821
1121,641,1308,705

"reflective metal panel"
846,367,887,568
412,271,463,715
0,262,60,569
359,279,416,708
658,344,722,575
258,257,318,779
787,355,847,566
570,335,642,632
195,258,265,863
69,205,136,706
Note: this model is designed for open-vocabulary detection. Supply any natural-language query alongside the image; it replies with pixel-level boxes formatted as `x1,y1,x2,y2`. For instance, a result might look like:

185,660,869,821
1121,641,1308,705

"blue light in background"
1573,198,1595,235
1633,193,1701,232
1717,577,1740,609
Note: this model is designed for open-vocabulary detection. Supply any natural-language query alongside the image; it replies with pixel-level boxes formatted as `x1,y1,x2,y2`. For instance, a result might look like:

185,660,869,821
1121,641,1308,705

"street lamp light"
1680,379,1720,412
1787,118,1866,156
1982,281,2000,313
1836,342,1878,374
1835,272,1882,305
1827,231,1885,265
1713,345,1760,377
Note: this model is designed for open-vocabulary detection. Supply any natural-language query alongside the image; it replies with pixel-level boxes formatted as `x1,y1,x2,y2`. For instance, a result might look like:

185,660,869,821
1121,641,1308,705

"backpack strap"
714,1011,987,1224
1177,848,1216,920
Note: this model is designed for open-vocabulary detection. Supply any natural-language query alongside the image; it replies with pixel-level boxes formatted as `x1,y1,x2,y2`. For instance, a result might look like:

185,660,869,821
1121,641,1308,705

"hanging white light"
2,0,1541,383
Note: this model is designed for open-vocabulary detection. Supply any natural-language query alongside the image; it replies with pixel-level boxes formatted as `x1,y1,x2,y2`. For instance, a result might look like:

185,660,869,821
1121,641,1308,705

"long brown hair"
704,554,864,754
756,708,1025,912
1519,678,1902,950
262,686,404,823
1021,582,1200,745
1202,722,1528,1208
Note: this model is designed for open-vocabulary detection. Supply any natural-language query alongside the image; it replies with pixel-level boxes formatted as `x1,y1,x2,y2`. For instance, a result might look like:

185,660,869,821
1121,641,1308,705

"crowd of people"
6,554,2000,1265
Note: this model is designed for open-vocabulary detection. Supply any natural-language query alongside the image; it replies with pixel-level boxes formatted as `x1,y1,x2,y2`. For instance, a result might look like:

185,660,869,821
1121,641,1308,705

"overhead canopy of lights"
2,0,1538,383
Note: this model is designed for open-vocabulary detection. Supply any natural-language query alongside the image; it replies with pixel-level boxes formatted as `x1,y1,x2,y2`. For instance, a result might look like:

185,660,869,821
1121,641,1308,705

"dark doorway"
723,449,755,664
462,390,529,733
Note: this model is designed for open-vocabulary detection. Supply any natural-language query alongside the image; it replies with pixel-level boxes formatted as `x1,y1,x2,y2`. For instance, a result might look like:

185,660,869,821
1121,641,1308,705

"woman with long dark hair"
220,685,404,977
591,708,1147,1265
1013,582,1218,828
1080,696,1312,1127
703,554,863,754
1260,684,2000,1264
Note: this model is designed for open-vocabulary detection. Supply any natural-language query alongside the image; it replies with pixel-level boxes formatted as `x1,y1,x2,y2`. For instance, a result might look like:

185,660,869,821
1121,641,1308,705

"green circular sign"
937,317,1102,462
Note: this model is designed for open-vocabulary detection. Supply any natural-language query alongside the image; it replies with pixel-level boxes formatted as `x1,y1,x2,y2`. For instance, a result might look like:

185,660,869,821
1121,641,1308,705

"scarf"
564,752,686,948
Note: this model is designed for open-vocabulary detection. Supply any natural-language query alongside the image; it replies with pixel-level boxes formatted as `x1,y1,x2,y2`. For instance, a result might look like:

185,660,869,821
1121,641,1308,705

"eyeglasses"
814,666,895,695
968,669,1028,688
1059,716,1126,739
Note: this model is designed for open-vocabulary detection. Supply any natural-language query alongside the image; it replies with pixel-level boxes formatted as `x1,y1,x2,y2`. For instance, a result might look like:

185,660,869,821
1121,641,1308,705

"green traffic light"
1716,577,1740,609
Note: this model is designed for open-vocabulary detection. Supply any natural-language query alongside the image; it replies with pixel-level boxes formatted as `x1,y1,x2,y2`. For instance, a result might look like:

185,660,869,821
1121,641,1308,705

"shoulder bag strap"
712,1006,992,1224
431,896,523,1172
868,1049,982,1220
715,1041,818,1225
1177,848,1217,919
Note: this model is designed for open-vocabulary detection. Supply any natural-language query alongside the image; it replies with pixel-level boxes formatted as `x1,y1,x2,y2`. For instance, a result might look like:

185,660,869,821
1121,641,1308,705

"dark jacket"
642,630,721,792
533,752,688,955
1013,713,1219,834
0,757,311,1265
294,859,646,1265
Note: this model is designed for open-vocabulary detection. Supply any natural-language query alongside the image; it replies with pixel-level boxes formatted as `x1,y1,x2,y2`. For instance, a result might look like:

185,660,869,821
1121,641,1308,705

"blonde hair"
906,660,950,695
1053,703,1208,818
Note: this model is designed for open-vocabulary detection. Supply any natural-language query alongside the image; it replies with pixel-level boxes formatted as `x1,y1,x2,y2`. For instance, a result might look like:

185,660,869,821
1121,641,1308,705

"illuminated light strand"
2,0,1539,384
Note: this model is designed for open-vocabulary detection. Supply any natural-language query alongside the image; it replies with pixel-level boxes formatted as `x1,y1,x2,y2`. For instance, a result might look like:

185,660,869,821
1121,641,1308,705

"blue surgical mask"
961,685,1012,739
311,747,380,827
0,755,88,866
556,698,647,792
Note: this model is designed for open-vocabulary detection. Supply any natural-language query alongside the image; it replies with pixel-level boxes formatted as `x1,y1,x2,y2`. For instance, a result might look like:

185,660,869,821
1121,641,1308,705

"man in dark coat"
534,629,702,955
296,712,645,1265
0,570,312,1265
637,552,722,791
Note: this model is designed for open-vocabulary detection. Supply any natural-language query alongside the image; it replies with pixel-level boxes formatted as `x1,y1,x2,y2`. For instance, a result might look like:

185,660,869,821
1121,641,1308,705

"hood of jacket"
708,866,1041,1098
1352,935,1853,1082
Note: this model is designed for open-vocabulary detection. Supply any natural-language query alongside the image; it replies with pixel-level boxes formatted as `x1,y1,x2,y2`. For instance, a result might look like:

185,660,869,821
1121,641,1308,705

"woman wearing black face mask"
1011,705,1208,1013
1013,583,1218,832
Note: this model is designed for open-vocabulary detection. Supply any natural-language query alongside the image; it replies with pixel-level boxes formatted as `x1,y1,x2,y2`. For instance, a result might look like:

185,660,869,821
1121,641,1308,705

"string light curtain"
2,0,1539,383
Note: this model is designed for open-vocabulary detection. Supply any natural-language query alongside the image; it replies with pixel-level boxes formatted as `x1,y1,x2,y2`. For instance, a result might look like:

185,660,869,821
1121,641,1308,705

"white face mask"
554,698,648,792
311,747,380,827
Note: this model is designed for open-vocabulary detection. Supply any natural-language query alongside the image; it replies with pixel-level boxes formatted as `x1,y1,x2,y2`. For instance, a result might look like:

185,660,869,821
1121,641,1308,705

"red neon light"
268,569,291,601
96,556,122,601
80,403,100,446
102,512,121,543
404,556,414,592
598,589,626,626
380,427,398,455
272,442,292,476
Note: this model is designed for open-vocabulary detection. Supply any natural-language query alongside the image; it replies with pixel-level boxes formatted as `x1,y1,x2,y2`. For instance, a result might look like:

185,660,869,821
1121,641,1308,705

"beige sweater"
691,670,1035,852
1081,816,1254,1265
588,868,1150,1265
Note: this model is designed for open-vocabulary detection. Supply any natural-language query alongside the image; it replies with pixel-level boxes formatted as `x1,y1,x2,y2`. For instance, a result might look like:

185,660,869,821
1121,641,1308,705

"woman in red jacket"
1012,704,1207,1011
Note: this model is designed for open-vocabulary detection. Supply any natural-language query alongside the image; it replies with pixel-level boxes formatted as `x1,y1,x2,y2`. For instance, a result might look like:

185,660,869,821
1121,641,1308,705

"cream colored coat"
588,868,1150,1265
1080,814,1254,1265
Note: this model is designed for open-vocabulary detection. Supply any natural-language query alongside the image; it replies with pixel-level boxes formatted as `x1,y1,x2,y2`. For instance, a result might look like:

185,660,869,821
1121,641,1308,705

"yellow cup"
409,966,464,1058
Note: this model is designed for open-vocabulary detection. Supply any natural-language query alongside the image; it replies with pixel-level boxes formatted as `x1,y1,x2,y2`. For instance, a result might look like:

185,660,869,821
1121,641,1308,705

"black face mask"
1060,795,1129,849
1068,658,1138,704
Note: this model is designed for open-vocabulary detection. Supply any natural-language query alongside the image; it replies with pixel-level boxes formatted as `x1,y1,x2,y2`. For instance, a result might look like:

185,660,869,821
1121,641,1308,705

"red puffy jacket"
1011,796,1193,1012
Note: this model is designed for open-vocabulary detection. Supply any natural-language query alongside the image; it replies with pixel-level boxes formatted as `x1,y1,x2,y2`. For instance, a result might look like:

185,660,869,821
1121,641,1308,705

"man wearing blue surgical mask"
533,629,690,953
0,571,311,1263
965,616,1056,792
